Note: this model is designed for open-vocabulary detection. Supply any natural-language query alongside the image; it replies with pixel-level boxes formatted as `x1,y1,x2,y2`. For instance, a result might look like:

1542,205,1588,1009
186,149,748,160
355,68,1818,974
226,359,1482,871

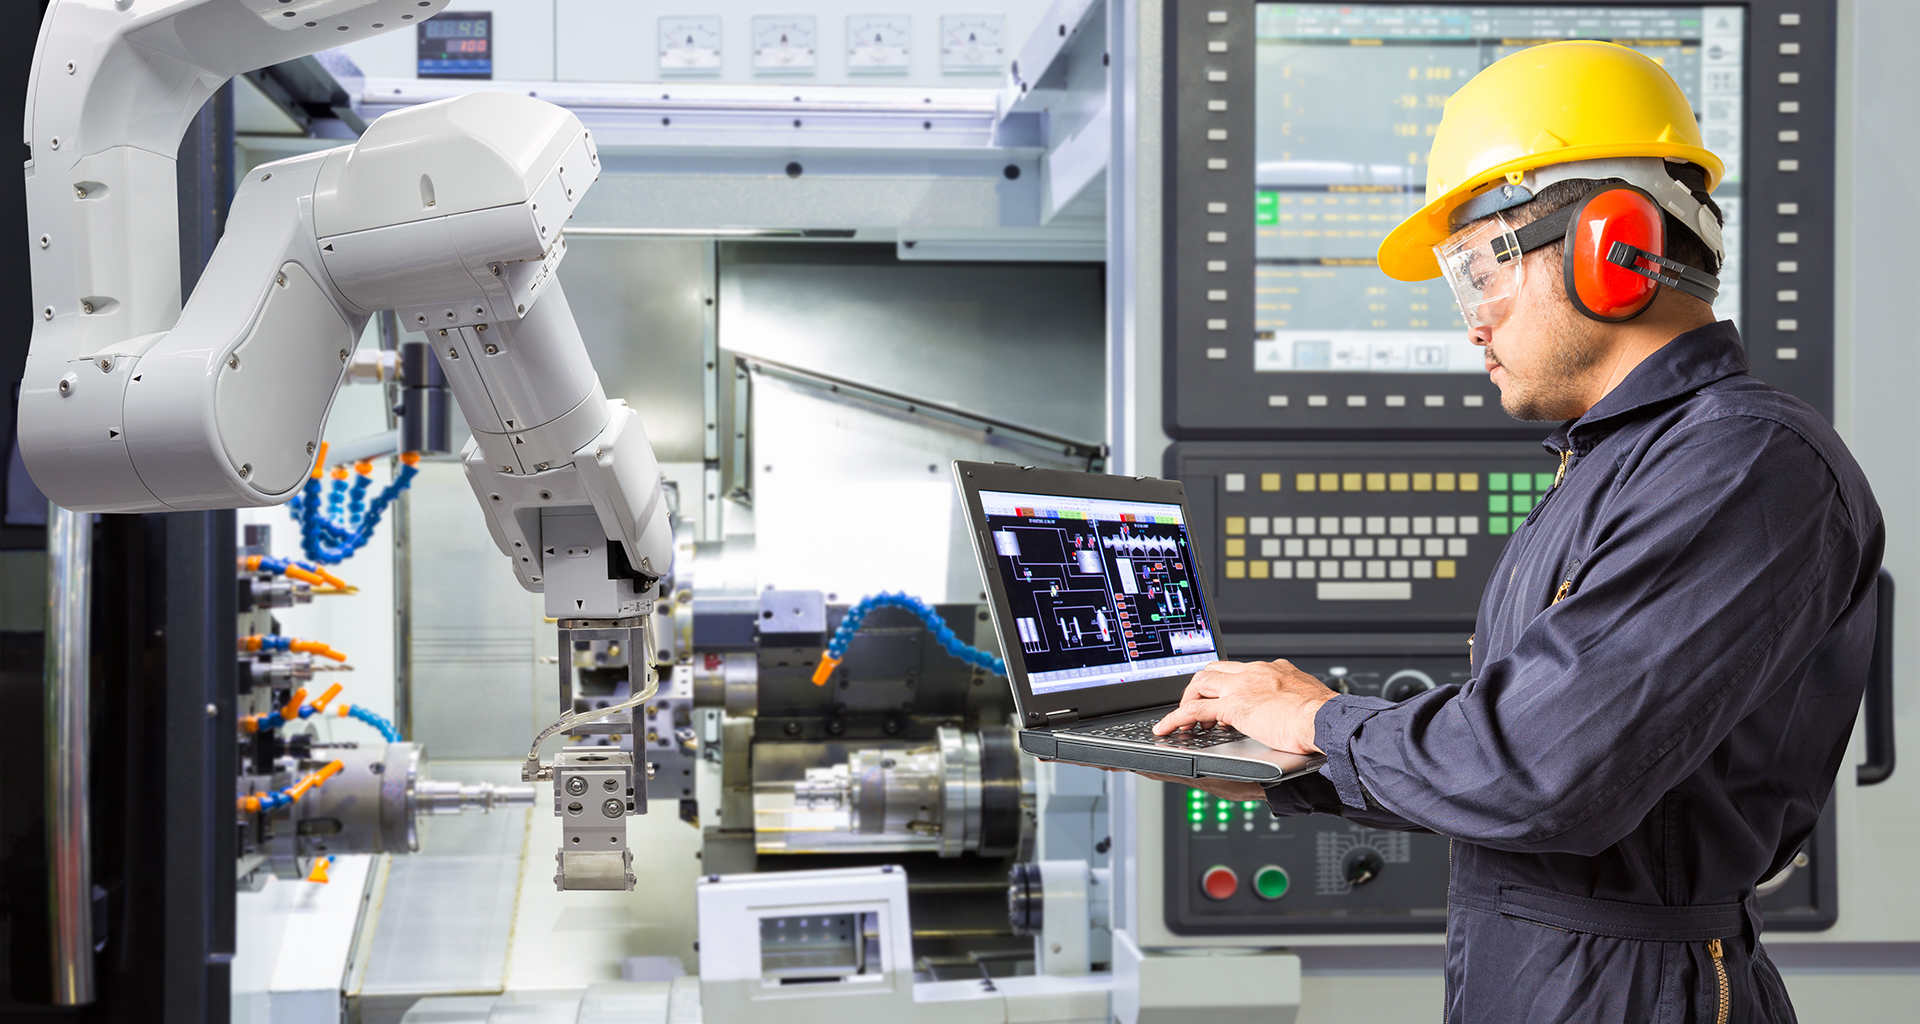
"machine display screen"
1252,3,1746,374
418,12,493,79
978,490,1219,695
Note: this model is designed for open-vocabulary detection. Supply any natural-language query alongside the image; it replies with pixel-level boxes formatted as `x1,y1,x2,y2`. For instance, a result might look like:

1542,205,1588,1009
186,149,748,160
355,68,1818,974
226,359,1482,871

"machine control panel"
1172,440,1551,632
1162,655,1460,934
1158,650,1836,934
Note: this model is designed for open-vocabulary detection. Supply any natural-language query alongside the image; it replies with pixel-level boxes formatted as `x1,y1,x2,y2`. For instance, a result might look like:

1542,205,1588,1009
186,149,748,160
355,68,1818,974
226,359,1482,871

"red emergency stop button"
1201,865,1238,900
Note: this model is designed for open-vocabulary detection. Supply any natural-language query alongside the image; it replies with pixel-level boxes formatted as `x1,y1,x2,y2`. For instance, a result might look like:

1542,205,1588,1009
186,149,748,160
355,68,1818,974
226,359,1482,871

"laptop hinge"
1029,709,1079,728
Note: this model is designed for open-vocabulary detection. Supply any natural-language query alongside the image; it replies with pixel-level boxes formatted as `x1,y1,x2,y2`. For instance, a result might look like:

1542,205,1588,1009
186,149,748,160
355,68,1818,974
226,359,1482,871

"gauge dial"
941,14,1005,72
659,15,722,73
753,15,817,72
847,13,912,72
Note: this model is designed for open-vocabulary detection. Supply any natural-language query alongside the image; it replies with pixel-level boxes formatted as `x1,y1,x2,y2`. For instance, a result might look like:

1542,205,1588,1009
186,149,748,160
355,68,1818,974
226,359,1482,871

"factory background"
0,1,1911,1021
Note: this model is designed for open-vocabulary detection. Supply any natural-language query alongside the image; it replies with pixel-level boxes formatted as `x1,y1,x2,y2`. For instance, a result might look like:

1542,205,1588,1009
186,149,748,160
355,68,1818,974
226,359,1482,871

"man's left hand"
1153,659,1338,755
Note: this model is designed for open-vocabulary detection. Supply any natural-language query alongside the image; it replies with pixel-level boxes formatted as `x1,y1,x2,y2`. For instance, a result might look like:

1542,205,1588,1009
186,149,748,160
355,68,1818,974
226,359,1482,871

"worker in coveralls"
1144,41,1885,1022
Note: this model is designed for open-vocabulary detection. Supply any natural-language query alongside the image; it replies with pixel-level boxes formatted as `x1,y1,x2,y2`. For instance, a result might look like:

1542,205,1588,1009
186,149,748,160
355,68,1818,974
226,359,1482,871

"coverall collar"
1546,319,1749,454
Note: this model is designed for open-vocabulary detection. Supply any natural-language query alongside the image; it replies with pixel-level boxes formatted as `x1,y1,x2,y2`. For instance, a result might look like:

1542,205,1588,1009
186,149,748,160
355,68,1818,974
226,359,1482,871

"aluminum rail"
743,355,1107,470
44,503,93,1005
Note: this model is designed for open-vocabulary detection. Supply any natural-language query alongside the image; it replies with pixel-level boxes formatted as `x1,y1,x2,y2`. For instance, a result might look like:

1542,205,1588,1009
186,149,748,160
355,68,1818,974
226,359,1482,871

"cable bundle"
338,703,404,743
240,680,403,744
241,554,350,592
237,759,344,813
811,592,1006,685
240,634,347,662
286,447,420,565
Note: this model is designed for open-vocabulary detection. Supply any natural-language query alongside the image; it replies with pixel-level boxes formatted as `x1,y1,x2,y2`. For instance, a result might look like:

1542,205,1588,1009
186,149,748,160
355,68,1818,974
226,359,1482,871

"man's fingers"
1181,667,1237,703
1155,696,1227,735
1154,703,1199,735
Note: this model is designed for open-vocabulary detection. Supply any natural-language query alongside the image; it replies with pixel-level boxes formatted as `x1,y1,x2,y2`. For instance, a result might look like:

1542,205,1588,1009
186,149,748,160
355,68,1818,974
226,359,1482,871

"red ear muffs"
1563,186,1666,322
1503,181,1723,322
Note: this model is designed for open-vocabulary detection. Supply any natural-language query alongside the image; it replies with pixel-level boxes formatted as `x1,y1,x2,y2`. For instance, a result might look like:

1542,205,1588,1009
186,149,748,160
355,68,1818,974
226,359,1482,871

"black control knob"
1343,847,1385,886
1382,669,1436,703
1008,862,1043,936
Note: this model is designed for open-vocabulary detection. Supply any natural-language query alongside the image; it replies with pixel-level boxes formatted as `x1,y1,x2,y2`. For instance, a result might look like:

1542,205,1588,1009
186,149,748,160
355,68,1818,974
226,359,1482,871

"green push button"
1535,472,1557,492
1488,472,1509,491
1255,190,1280,226
1488,516,1510,535
1512,495,1534,514
1253,865,1290,900
1488,494,1510,513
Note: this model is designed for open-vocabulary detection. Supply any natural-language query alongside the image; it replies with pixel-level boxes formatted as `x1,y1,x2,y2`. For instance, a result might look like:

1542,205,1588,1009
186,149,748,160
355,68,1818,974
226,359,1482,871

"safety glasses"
1435,214,1527,330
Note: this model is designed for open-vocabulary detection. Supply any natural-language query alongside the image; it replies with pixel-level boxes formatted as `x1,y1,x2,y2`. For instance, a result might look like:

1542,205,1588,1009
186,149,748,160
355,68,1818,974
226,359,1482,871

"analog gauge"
753,15,817,72
941,14,1005,73
659,15,722,73
847,13,912,72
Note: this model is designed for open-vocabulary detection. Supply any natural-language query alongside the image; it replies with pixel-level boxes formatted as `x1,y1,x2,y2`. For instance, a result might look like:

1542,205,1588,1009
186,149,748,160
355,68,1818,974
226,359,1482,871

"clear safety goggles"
1435,214,1527,330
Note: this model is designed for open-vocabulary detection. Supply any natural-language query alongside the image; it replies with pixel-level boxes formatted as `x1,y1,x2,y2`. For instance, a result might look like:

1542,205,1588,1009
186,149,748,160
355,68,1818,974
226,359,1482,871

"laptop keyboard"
1079,721,1248,749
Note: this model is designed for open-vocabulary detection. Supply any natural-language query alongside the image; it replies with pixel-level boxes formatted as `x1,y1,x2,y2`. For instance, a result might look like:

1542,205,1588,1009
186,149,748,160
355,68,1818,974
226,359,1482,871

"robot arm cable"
522,616,660,782
521,677,658,782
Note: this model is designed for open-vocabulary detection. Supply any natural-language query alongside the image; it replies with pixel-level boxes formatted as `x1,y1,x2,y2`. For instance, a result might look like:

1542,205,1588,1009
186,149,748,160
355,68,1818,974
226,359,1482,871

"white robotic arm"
30,80,674,604
24,0,673,606
25,1,671,890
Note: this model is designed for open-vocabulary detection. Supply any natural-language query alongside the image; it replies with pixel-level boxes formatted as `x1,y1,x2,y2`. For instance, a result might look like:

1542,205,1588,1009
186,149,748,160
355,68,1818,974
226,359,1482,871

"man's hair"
1507,167,1726,278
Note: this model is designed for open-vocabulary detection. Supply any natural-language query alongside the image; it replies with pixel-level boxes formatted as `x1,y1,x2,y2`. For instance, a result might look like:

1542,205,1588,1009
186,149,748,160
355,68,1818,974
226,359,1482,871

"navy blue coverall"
1265,322,1884,1022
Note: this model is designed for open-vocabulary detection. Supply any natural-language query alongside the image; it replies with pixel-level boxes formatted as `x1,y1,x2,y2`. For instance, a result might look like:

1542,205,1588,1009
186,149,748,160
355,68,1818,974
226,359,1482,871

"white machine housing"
695,865,1110,1024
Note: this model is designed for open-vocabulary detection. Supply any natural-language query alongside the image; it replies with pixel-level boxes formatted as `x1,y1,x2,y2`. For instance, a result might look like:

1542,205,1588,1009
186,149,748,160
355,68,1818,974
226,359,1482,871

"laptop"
953,460,1327,785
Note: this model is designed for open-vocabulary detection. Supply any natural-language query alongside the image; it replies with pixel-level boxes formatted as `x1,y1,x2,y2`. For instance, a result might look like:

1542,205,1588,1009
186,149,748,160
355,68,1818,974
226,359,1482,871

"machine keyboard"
1080,721,1248,749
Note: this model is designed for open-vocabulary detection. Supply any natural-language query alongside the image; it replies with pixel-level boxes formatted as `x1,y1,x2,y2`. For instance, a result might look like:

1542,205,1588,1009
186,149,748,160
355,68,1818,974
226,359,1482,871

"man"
1142,41,1883,1022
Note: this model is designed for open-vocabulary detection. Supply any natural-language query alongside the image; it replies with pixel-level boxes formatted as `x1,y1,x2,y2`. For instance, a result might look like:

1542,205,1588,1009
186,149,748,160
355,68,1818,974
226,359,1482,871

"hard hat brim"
1377,142,1725,282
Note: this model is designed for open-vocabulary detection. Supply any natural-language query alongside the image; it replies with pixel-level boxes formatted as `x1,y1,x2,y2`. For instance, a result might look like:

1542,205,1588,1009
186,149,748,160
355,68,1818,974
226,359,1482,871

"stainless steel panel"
749,372,1087,604
719,243,1105,444
556,238,710,464
403,461,549,760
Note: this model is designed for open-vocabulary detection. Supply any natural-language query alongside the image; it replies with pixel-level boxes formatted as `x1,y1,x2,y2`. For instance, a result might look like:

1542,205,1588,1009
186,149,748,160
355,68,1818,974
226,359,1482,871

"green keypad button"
1489,472,1509,490
1488,494,1510,513
1512,495,1534,514
1535,472,1557,491
1253,865,1290,900
1512,474,1533,492
1255,190,1280,225
1489,516,1511,535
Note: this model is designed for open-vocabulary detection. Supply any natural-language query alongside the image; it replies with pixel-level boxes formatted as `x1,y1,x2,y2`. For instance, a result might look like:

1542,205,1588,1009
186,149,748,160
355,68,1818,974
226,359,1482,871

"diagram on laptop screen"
978,490,1220,695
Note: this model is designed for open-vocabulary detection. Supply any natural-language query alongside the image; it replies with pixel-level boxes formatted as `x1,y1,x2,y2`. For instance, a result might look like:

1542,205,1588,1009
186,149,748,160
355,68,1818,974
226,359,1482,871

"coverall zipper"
1707,938,1729,1024
1522,447,1574,527
1443,838,1454,1024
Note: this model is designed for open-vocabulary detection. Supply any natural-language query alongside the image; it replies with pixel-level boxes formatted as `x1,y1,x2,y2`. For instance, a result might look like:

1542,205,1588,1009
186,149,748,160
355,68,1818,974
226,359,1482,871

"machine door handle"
1859,569,1896,786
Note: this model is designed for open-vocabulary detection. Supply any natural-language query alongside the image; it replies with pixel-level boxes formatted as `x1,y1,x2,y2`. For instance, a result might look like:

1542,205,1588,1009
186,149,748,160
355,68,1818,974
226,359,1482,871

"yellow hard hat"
1377,40,1724,282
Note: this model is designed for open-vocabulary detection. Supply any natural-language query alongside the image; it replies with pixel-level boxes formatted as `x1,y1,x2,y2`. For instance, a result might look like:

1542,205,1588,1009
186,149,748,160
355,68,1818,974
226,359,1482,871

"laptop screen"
978,489,1220,695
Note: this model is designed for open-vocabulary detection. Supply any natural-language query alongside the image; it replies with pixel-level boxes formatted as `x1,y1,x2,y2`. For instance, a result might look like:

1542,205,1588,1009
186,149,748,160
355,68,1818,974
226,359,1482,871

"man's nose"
1469,325,1493,348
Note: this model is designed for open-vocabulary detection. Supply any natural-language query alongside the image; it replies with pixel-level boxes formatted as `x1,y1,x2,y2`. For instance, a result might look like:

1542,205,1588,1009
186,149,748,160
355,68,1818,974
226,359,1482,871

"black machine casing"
1163,0,1840,438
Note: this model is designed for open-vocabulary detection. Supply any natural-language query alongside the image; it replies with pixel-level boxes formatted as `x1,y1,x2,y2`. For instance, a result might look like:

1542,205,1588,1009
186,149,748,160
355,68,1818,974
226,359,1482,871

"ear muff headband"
1496,184,1722,323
